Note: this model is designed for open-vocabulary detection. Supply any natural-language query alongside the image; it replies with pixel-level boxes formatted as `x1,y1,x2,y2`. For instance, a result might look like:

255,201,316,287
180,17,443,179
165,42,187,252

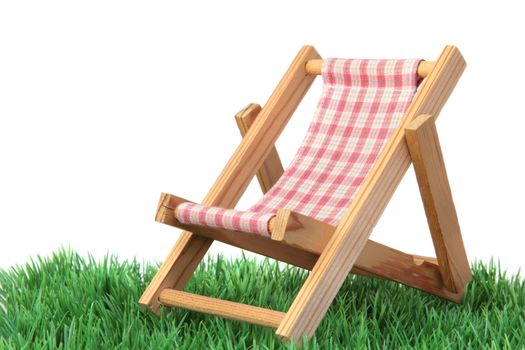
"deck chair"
140,45,471,342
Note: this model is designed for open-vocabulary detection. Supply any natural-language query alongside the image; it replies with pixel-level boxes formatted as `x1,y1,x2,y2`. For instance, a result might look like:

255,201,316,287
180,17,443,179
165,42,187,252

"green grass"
0,250,523,349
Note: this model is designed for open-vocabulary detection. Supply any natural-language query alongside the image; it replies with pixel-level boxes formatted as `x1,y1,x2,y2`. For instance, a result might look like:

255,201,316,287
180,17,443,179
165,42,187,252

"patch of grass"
0,249,523,349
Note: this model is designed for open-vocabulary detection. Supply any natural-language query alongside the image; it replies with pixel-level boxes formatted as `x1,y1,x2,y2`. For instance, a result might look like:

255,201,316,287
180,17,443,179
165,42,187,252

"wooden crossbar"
159,289,285,329
305,59,435,77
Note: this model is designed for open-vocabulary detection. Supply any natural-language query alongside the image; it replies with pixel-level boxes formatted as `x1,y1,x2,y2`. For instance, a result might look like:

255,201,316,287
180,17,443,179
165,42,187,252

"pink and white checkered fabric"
176,58,422,236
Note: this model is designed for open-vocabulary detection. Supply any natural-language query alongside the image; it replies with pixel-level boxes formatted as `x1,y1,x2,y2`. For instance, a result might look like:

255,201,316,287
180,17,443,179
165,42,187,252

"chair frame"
139,45,471,342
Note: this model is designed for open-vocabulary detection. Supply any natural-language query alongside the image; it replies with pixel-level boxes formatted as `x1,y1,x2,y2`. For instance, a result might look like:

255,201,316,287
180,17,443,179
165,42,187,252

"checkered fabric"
176,58,422,236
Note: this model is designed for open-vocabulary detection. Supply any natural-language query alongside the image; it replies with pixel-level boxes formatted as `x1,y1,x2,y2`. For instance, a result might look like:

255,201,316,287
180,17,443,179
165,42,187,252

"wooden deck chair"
140,45,471,342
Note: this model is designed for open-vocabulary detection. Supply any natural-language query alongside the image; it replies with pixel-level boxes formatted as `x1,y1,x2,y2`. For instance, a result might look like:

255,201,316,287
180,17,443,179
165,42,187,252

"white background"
1,1,524,276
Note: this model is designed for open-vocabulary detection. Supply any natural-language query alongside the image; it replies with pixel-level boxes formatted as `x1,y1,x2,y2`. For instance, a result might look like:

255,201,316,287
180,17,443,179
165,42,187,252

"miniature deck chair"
140,45,471,342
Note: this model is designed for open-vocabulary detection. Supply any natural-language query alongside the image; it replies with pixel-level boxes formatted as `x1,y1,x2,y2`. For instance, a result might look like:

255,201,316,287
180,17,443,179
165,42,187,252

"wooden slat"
159,289,285,329
157,192,462,301
140,46,321,313
235,103,284,194
305,59,435,77
405,115,471,293
276,46,467,341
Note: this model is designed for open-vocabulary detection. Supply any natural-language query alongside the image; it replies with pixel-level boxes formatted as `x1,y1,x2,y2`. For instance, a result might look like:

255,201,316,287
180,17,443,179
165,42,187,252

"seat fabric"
176,58,422,235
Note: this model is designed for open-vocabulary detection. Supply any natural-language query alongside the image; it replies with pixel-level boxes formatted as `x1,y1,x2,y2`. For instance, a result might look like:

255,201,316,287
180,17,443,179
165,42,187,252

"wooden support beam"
305,59,435,77
159,289,285,329
157,192,462,302
235,103,284,194
405,114,471,293
140,46,321,313
276,46,467,342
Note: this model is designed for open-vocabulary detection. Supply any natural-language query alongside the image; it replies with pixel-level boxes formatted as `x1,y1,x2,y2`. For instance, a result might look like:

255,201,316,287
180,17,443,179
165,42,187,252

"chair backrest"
249,58,422,225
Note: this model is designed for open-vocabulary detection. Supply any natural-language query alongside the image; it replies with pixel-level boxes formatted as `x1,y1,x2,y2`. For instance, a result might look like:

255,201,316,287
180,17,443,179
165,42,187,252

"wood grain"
405,114,471,293
276,46,467,342
160,289,285,329
270,209,334,254
235,103,284,194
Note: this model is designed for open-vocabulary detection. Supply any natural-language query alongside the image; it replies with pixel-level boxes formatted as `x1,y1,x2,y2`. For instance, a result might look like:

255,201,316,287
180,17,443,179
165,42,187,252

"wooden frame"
140,45,470,343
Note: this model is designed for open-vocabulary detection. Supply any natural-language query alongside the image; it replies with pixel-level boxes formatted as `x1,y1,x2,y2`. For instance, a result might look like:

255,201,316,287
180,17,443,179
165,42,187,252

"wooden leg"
139,232,212,314
138,193,212,313
275,45,466,342
140,46,320,314
405,115,471,293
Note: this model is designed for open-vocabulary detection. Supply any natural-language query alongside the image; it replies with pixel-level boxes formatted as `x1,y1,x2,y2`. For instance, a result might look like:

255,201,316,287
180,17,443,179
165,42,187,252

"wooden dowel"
159,289,285,329
305,59,435,78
